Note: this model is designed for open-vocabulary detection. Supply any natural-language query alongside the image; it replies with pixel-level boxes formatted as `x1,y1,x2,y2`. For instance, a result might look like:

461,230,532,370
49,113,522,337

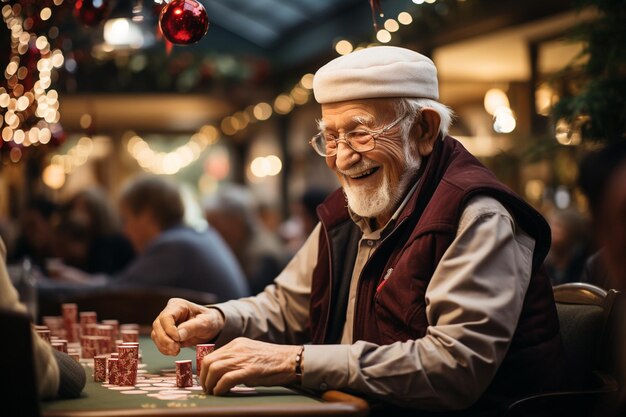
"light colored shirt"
214,195,535,410
0,238,60,399
341,179,419,344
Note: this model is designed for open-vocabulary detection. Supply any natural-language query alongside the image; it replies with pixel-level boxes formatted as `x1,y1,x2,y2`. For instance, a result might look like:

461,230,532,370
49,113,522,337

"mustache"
337,160,379,177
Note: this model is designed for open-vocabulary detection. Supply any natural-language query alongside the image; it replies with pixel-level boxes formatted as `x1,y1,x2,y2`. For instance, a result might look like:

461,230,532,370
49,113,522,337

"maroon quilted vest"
308,136,565,409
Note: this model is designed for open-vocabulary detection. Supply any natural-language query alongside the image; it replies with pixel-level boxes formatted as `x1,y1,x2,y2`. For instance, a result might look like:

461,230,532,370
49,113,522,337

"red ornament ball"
73,0,111,27
159,0,209,45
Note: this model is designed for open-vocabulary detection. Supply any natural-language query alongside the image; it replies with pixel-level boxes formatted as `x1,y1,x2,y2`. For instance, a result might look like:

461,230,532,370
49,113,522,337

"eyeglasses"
309,114,409,157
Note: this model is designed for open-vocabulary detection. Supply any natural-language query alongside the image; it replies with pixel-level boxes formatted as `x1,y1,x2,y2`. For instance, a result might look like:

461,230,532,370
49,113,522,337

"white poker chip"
230,386,256,392
158,390,189,395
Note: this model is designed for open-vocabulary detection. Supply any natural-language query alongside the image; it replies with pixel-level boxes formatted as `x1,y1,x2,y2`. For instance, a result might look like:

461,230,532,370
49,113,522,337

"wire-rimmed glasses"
309,114,409,157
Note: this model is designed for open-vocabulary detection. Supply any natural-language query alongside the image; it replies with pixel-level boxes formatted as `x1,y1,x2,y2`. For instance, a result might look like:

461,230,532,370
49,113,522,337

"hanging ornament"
369,0,384,31
159,0,209,45
74,0,111,27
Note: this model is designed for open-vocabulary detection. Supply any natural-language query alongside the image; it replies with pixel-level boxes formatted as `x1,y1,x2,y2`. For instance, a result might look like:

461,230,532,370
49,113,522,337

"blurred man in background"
203,184,287,295
42,175,249,302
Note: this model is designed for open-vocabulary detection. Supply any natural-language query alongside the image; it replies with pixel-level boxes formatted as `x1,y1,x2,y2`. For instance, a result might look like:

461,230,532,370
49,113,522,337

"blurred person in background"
280,187,330,256
8,196,59,271
52,187,135,275
544,208,592,285
203,184,287,295
40,175,249,302
578,141,626,291
1,237,86,399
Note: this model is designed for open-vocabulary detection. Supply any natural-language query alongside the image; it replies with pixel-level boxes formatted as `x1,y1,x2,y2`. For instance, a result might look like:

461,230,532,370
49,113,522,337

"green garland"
552,0,626,142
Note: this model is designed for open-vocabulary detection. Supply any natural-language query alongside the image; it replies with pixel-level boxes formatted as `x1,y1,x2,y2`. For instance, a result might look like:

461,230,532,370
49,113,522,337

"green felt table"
41,337,369,417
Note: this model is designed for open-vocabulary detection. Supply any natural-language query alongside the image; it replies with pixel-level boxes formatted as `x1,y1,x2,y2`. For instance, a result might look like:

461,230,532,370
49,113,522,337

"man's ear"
411,108,441,156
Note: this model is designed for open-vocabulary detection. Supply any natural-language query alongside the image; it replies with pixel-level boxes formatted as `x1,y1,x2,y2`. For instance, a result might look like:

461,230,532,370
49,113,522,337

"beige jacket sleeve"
213,224,319,346
0,238,60,399
212,197,535,411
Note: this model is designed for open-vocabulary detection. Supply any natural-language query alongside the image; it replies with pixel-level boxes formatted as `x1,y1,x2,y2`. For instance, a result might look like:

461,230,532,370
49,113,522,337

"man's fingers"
176,311,222,347
213,369,248,396
159,303,186,342
203,358,225,395
151,316,180,356
151,299,191,356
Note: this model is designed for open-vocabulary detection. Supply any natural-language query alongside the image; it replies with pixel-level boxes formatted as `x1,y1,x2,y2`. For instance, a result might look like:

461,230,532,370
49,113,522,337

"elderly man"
152,46,565,413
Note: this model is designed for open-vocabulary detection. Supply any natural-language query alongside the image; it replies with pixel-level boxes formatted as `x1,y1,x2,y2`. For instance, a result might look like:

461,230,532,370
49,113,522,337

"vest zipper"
352,216,409,341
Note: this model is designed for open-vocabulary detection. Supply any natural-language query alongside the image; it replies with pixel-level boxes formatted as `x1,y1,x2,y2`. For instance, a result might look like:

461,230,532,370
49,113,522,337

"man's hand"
200,338,301,395
151,298,224,356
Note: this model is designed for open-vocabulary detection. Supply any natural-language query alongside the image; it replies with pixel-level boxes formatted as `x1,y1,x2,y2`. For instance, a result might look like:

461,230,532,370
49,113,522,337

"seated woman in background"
56,187,135,275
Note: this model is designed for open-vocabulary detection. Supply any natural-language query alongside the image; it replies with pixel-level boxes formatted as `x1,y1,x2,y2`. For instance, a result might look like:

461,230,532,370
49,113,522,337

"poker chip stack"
117,344,139,386
107,357,119,385
176,360,193,388
120,329,139,343
42,316,65,339
51,339,68,353
34,326,51,344
101,320,119,340
196,343,215,376
96,325,115,353
80,336,92,358
79,312,97,335
61,303,79,343
93,355,107,382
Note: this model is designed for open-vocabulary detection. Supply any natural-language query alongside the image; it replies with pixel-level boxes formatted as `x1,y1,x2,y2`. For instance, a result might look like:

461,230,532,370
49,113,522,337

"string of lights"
1,1,65,163
47,1,433,180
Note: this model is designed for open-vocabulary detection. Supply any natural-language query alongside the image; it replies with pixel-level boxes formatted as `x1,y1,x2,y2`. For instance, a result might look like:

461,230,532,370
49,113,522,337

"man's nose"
334,141,360,170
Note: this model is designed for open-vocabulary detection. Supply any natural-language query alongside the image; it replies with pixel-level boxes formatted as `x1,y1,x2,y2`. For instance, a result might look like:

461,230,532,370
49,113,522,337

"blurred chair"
505,283,620,417
0,308,40,417
39,287,217,326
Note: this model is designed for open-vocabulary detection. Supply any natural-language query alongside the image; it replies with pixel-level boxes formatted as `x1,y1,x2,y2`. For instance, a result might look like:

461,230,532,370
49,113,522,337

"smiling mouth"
349,167,379,179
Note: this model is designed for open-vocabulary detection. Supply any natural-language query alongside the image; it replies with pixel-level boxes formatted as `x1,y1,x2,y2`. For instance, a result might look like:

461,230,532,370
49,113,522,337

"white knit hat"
313,46,439,104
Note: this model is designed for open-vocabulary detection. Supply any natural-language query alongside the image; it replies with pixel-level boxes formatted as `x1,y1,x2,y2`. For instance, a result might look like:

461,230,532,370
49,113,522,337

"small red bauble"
159,0,209,45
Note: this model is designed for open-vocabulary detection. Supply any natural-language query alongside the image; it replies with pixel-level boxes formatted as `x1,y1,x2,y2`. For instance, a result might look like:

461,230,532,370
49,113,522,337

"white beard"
342,153,422,220
343,171,392,219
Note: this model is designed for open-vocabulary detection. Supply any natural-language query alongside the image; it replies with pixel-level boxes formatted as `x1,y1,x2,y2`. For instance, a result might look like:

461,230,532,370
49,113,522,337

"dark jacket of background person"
310,137,565,411
113,225,249,301
54,216,135,275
